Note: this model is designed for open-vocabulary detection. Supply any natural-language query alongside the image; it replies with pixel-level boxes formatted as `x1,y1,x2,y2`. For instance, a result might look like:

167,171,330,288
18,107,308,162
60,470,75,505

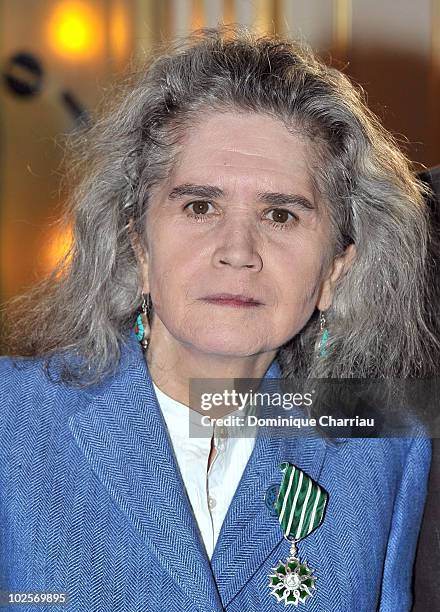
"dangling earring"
134,292,151,350
318,310,329,357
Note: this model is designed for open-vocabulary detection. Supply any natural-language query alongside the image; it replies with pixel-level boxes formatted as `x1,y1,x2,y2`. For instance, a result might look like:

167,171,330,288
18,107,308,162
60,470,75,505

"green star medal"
268,462,328,607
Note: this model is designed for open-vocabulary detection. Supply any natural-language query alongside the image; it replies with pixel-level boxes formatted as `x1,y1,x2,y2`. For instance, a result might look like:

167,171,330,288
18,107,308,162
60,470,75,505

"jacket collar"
68,331,328,610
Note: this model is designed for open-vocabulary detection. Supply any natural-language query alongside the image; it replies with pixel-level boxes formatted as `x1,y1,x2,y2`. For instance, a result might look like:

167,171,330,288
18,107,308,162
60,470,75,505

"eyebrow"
167,183,315,211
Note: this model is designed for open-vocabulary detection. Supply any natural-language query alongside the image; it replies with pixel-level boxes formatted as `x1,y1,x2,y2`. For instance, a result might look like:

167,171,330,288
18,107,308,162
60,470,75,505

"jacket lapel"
67,332,224,612
67,331,329,611
210,375,329,608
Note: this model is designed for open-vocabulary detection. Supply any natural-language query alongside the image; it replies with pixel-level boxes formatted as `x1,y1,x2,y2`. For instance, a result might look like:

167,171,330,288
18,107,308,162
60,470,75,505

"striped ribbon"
275,462,328,541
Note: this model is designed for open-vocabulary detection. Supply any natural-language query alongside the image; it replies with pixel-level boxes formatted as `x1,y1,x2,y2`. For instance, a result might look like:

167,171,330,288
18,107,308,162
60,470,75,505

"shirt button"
208,496,217,509
218,426,227,439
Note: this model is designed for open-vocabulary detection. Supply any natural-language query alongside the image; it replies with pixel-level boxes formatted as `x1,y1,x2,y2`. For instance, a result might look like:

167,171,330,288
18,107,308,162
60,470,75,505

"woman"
0,26,437,611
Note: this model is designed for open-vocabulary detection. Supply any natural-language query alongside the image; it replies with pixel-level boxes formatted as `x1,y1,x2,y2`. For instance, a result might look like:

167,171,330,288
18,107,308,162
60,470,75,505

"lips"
201,293,262,306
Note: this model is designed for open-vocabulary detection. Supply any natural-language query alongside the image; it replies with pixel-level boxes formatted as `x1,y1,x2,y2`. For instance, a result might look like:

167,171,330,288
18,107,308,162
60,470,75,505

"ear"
128,218,149,293
316,243,356,311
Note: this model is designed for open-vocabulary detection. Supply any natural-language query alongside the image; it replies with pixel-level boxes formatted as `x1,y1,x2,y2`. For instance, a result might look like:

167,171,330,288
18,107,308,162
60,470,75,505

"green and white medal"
268,462,328,607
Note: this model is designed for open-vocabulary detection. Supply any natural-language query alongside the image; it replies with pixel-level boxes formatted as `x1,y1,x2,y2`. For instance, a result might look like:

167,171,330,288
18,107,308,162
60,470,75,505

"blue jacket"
0,330,431,611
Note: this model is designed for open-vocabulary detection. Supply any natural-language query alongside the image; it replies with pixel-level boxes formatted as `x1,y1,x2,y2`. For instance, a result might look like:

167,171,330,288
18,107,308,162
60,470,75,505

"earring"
318,311,329,357
134,292,151,350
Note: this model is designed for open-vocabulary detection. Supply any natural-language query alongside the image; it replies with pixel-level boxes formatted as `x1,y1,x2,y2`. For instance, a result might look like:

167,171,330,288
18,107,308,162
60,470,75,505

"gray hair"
2,25,439,386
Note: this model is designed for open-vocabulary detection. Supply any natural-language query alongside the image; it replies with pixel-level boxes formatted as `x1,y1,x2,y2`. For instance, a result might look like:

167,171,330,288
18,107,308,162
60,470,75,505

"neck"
145,330,277,408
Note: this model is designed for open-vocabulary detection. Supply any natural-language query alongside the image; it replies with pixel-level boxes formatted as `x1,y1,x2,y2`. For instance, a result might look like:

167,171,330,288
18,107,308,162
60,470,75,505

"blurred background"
0,0,439,303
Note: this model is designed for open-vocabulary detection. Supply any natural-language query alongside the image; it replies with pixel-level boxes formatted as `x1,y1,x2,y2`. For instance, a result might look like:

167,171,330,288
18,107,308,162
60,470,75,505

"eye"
264,208,298,227
184,200,216,219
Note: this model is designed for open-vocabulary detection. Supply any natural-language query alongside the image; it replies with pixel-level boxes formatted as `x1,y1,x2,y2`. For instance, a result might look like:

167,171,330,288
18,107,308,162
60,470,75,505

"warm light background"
0,0,439,304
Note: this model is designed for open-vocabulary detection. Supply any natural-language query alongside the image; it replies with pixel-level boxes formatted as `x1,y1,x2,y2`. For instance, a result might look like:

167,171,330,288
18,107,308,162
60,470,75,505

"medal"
268,462,328,607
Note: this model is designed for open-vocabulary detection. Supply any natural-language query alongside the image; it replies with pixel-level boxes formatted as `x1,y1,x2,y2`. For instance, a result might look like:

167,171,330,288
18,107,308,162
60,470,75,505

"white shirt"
152,381,257,560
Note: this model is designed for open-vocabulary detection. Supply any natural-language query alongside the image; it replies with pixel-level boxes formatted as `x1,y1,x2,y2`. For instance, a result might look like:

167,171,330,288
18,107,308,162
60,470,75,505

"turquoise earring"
319,311,329,357
134,292,151,350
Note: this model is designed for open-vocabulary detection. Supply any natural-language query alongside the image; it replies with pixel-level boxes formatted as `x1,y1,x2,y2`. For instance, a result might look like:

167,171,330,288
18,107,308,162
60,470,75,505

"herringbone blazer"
0,330,431,611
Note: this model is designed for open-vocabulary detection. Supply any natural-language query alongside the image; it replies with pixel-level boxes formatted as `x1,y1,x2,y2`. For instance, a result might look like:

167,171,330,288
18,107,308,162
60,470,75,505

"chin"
186,332,264,357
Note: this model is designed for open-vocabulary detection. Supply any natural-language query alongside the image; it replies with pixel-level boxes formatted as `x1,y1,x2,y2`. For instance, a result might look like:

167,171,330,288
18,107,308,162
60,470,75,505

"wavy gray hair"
2,25,439,386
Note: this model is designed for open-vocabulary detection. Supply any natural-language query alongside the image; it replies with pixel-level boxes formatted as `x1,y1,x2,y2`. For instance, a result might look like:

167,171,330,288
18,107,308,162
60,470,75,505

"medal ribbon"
275,462,328,541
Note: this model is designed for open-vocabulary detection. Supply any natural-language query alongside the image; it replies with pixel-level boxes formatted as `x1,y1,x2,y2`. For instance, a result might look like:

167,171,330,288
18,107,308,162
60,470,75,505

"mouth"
200,293,263,308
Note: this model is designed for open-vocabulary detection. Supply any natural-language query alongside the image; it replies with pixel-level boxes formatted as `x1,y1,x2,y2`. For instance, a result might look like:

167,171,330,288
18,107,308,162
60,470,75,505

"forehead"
169,111,316,195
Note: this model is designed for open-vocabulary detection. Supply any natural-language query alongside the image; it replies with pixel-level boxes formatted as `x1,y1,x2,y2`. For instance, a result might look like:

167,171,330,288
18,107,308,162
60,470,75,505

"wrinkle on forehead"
178,113,309,174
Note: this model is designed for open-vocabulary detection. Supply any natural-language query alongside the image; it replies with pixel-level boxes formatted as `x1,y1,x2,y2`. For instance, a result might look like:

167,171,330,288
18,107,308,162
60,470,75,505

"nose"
212,225,263,271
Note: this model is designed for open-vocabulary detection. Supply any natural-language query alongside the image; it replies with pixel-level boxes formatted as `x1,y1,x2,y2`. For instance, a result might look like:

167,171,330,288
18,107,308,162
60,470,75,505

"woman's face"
137,111,352,358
